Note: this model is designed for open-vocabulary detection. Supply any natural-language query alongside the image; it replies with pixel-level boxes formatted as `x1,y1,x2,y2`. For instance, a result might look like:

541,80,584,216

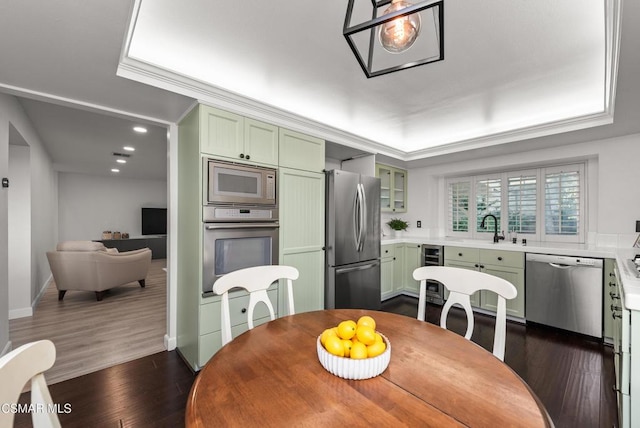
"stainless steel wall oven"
201,159,279,296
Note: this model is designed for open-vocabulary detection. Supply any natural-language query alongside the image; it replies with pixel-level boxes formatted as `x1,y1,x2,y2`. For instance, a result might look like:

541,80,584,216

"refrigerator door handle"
353,187,361,252
335,261,380,274
360,182,367,251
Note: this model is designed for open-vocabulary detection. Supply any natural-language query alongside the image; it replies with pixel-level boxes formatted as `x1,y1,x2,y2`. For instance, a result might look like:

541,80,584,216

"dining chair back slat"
413,266,517,360
212,265,299,346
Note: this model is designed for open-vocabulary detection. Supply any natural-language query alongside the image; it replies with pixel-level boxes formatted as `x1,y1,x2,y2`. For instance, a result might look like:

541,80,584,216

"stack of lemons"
320,315,386,359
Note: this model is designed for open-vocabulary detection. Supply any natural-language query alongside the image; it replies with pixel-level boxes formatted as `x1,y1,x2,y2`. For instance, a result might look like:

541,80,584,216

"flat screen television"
142,208,167,235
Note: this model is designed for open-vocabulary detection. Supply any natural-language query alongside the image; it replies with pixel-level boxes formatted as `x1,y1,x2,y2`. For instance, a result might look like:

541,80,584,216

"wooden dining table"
186,309,553,427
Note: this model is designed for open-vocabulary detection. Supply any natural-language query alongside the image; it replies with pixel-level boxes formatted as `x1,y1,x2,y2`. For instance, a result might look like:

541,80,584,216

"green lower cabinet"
403,244,422,294
480,265,525,318
381,244,395,300
393,244,405,294
198,288,278,367
603,258,617,342
443,246,524,317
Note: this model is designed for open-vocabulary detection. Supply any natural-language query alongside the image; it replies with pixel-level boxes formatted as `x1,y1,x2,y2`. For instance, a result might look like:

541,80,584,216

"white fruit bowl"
316,333,391,380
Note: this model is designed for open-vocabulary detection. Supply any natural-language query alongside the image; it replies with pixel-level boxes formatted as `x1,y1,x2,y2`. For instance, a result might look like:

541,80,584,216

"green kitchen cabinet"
392,244,405,294
278,167,325,313
376,164,407,213
391,243,421,295
478,249,525,318
177,104,325,371
604,258,617,343
381,244,395,300
199,105,279,167
443,246,524,318
279,128,325,173
403,244,422,294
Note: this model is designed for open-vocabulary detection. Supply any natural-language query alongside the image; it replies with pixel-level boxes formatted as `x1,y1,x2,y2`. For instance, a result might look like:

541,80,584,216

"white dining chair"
212,265,299,346
0,340,61,428
413,266,517,361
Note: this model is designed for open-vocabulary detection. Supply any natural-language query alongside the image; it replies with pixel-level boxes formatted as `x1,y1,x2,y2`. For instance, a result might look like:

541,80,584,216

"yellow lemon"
320,328,337,346
367,340,386,358
342,339,353,357
337,320,357,340
356,325,376,345
374,333,383,344
324,335,345,357
357,315,376,331
350,342,368,359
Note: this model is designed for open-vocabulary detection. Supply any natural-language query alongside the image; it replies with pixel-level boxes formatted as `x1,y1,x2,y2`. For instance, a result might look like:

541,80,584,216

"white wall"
8,145,31,318
58,172,167,241
405,133,640,247
0,93,58,355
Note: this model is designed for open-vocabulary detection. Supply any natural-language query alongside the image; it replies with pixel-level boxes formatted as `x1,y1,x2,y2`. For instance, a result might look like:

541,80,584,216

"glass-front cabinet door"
376,164,407,213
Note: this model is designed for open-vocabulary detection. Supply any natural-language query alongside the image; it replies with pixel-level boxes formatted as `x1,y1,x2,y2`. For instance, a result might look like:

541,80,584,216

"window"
448,180,470,233
507,173,537,234
446,163,585,243
475,177,501,233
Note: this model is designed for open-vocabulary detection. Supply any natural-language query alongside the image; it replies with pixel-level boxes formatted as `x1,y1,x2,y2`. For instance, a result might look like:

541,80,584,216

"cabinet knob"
479,265,485,269
241,308,247,313
458,253,463,257
610,292,619,299
384,250,388,253
611,304,622,312
609,272,616,277
497,256,503,261
246,155,250,160
474,264,479,268
239,153,245,158
609,281,616,287
613,312,622,319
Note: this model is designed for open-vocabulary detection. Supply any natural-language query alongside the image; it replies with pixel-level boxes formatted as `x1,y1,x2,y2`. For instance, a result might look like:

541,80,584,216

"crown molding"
118,0,622,162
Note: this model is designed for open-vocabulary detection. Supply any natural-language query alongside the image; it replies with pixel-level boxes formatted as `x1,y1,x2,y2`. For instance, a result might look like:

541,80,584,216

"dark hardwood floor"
381,295,618,428
15,296,617,427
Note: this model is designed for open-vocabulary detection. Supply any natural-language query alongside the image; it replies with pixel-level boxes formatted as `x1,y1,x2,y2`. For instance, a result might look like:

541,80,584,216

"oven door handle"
205,223,279,230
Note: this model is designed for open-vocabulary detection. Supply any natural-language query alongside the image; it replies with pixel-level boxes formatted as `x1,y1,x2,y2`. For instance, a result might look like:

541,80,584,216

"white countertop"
382,235,640,311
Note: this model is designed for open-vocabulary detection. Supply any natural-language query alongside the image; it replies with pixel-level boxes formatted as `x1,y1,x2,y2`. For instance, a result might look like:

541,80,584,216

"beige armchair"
46,241,152,301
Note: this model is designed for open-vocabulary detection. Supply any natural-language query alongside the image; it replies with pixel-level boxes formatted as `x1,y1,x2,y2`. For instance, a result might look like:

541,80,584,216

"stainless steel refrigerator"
325,170,381,310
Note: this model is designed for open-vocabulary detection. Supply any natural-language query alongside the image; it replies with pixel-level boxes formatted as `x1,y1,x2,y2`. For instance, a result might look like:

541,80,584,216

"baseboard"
164,334,176,351
0,340,12,358
9,307,33,319
9,275,52,320
32,274,53,309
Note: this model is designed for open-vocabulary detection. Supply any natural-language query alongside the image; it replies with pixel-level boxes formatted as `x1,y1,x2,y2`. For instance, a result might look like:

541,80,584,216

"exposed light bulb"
379,0,421,53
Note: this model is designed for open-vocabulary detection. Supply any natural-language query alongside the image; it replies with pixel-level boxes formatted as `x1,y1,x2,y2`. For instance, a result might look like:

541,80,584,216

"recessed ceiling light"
123,146,135,152
111,168,120,173
133,126,147,133
117,159,127,164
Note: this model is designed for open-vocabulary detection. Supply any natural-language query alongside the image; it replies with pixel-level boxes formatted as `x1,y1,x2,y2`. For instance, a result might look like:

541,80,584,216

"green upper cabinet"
375,164,407,213
279,128,325,173
200,105,278,167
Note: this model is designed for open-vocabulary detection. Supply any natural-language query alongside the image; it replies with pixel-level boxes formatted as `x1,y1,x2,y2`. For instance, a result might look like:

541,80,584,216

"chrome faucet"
480,214,505,243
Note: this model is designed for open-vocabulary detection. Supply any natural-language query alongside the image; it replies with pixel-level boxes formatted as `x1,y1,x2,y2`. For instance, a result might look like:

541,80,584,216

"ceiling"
1,0,639,179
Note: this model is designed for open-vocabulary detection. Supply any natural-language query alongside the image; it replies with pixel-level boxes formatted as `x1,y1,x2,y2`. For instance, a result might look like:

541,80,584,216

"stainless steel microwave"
204,159,276,206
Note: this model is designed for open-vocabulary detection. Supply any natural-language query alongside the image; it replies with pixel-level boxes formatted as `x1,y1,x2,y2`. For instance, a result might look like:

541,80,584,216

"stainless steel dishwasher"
525,253,603,338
